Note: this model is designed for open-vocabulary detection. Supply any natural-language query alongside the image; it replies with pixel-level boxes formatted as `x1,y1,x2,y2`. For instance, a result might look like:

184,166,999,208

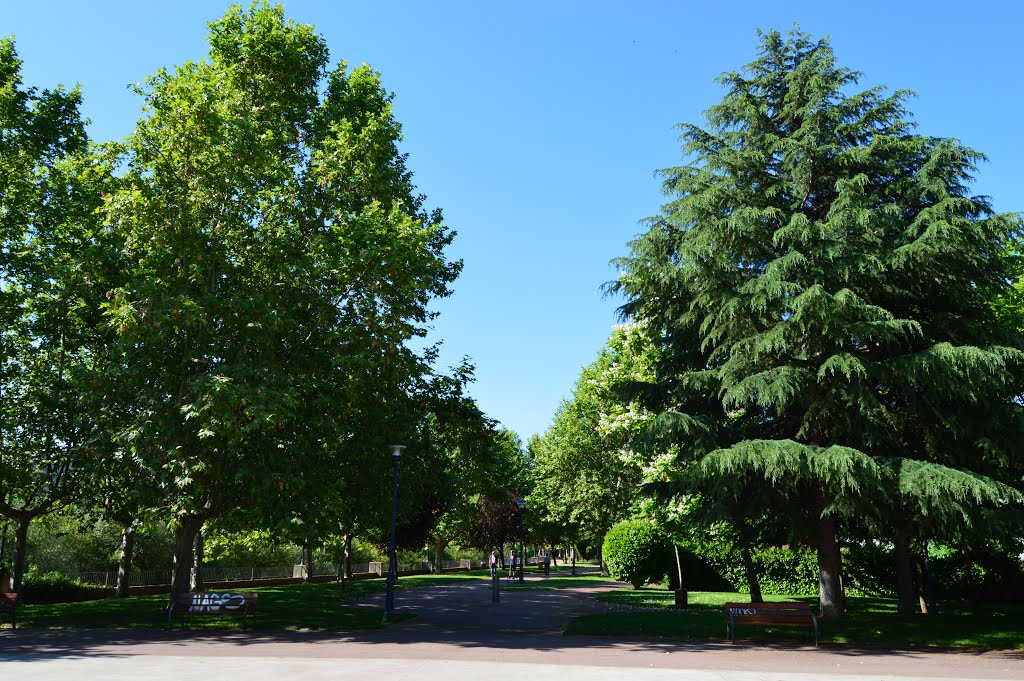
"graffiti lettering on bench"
188,593,247,613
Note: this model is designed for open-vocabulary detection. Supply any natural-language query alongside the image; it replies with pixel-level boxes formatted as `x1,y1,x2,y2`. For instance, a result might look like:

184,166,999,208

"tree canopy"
613,27,1024,618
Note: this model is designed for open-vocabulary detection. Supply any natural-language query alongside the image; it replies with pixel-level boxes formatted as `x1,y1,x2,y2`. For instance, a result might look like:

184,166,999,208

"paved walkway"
2,568,1022,680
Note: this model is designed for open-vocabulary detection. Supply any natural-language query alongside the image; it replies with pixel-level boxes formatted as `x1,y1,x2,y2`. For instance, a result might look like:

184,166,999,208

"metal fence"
69,560,439,587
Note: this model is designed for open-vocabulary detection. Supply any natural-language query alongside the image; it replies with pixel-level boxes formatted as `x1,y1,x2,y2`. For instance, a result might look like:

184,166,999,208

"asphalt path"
1,568,1022,680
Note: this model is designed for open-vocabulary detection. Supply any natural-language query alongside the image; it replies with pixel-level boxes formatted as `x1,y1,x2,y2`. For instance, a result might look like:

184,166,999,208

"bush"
603,520,672,589
20,569,111,604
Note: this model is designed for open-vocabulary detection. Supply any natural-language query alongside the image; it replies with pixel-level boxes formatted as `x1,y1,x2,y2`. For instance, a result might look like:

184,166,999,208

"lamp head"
389,444,406,459
516,498,526,510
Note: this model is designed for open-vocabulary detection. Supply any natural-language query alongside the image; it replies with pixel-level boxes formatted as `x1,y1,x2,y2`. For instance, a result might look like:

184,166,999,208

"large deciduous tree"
615,28,1024,618
0,37,117,592
530,325,654,573
104,4,460,597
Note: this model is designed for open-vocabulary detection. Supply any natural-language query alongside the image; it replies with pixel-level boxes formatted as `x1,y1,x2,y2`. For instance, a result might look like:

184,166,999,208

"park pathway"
1,567,1022,680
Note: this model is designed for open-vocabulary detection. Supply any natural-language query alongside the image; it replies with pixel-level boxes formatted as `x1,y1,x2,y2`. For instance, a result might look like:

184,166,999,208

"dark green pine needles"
615,27,1024,619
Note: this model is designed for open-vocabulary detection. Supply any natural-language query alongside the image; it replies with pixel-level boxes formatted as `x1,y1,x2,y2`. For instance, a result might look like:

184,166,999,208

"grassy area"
9,573,491,631
566,588,1024,650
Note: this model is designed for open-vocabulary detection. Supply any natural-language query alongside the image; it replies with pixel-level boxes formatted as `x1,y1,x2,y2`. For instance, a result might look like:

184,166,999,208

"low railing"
70,558,454,587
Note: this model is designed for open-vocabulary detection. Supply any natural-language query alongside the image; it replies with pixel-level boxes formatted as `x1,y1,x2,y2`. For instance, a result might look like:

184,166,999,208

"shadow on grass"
581,589,1024,650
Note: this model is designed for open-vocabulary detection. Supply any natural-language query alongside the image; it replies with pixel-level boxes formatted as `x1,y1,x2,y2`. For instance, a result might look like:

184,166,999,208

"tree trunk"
915,558,930,614
815,489,844,619
550,545,558,567
11,515,30,594
191,526,205,591
893,527,916,615
303,540,313,582
433,542,443,574
597,535,608,576
115,521,136,598
343,532,353,580
171,516,203,598
962,545,981,614
739,542,763,603
571,543,577,576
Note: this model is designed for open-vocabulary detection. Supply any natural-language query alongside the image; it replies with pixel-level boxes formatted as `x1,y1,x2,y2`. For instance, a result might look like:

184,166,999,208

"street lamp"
382,443,405,623
516,498,526,583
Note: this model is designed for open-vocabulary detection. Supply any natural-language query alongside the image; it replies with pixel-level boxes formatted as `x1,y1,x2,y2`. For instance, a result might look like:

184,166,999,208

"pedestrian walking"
488,550,498,578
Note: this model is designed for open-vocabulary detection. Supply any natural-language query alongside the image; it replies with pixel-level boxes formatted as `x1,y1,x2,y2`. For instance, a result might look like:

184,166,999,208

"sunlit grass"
569,588,1024,649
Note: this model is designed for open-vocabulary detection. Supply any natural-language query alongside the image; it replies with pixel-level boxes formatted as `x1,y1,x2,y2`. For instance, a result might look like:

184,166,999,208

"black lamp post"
382,443,405,623
516,498,526,583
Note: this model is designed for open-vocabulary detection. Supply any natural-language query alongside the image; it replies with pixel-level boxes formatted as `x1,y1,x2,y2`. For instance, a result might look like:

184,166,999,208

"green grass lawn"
565,588,1024,650
9,573,495,631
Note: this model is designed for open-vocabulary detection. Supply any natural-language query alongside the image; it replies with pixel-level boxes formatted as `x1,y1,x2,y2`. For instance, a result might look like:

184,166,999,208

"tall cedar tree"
105,4,460,597
616,28,1024,618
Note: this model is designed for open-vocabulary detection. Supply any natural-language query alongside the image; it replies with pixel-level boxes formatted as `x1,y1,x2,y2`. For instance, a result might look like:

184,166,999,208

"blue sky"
5,1,1022,441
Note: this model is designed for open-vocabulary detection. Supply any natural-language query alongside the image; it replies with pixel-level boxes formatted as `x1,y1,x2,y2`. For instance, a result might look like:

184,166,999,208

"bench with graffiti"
723,601,818,645
167,592,258,630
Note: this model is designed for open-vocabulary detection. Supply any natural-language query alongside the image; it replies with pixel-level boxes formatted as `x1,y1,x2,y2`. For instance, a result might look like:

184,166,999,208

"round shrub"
603,520,671,589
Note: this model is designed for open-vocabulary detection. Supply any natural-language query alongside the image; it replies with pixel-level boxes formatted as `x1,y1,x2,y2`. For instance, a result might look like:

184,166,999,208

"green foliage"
530,325,655,548
20,569,110,605
603,520,672,589
612,26,1024,617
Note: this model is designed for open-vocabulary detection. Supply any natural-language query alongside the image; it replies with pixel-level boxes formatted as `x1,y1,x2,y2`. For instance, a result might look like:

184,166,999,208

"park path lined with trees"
1,6,1022,648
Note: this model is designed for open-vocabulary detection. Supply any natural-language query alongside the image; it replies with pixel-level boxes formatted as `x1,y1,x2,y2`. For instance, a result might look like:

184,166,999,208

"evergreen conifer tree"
616,28,1024,618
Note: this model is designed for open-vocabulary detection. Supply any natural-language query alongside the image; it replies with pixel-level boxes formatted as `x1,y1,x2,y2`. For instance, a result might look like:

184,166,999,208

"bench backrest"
171,592,257,615
0,593,17,610
724,602,812,616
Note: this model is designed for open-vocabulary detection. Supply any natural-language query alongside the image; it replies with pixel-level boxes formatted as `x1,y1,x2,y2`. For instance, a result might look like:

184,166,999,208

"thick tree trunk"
815,490,844,619
915,559,930,614
115,522,136,598
550,545,558,567
11,516,30,594
962,545,981,614
191,526,205,591
433,542,443,573
303,540,313,582
171,516,203,599
893,527,916,615
571,543,577,576
740,542,763,603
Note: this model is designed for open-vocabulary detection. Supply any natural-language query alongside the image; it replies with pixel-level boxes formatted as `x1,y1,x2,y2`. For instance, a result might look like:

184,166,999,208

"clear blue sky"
5,1,1022,441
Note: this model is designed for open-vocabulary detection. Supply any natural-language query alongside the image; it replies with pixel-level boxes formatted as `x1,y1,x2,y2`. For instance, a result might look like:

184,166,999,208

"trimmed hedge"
604,520,672,589
20,570,113,604
677,538,1024,601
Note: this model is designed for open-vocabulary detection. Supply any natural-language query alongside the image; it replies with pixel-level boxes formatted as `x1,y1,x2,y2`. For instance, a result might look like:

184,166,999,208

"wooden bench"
0,593,18,630
167,592,258,630
724,601,818,645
